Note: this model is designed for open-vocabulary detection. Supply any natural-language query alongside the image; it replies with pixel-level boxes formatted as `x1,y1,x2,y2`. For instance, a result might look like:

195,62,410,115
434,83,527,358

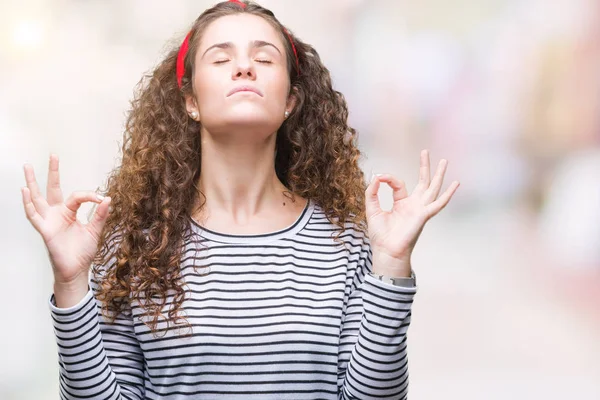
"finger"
425,159,448,202
64,191,105,214
47,154,64,206
21,187,44,232
415,149,431,193
23,163,49,216
426,181,460,218
365,174,382,216
375,174,408,202
87,196,111,239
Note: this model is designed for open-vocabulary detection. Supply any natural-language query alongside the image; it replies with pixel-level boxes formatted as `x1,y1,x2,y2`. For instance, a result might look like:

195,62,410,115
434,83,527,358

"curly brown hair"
93,0,368,335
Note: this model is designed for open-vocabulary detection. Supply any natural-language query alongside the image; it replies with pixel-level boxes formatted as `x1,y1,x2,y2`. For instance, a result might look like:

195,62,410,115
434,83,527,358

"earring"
190,111,198,120
284,111,290,119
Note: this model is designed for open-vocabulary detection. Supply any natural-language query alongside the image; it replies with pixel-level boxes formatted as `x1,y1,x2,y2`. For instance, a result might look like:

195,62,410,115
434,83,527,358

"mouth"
227,86,263,97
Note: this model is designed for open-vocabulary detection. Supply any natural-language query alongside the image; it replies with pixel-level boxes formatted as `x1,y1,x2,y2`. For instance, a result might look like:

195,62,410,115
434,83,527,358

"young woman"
22,1,459,398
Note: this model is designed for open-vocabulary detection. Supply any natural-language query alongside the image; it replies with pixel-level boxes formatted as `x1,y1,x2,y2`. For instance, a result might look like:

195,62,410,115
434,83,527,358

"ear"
185,94,199,117
285,86,298,115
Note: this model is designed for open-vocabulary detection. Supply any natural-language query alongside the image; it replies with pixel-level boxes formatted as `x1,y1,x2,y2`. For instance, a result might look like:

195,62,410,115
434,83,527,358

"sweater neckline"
189,198,315,244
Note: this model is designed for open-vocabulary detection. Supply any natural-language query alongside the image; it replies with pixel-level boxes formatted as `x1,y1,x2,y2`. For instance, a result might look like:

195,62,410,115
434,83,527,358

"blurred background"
2,0,599,398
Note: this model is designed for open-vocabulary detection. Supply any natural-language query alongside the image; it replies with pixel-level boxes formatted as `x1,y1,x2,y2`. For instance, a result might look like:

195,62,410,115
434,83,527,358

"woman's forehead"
199,14,283,50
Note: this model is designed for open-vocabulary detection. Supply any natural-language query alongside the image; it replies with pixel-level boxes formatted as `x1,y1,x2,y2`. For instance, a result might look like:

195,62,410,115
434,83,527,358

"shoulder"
310,201,370,249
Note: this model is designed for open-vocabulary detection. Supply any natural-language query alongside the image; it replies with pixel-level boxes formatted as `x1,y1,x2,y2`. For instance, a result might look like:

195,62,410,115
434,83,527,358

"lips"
227,85,263,97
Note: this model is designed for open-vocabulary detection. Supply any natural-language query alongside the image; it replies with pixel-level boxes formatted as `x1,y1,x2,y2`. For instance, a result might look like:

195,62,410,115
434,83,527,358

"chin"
206,113,282,136
225,108,281,128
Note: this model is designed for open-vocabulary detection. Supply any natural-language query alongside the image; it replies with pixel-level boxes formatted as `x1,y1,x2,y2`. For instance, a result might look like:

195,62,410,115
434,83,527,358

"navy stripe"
49,201,416,399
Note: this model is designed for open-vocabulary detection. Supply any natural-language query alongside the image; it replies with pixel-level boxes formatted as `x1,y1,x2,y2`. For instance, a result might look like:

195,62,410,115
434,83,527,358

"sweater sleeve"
49,266,145,400
337,242,418,400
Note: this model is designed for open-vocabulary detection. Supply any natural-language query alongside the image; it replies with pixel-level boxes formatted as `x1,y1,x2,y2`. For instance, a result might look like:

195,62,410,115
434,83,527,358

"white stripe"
49,201,417,400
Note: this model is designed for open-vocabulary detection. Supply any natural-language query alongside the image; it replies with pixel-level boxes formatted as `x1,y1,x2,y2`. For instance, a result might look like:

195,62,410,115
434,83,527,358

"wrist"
372,251,412,278
53,278,89,308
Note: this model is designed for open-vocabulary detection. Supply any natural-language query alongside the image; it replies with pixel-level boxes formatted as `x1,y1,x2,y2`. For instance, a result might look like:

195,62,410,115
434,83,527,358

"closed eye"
214,59,271,64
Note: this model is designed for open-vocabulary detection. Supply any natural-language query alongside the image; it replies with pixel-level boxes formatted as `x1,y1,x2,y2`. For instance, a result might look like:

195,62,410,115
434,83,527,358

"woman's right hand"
21,154,112,307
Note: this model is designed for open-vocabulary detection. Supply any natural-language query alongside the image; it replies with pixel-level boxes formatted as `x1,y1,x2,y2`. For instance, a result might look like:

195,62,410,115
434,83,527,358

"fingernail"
97,194,105,201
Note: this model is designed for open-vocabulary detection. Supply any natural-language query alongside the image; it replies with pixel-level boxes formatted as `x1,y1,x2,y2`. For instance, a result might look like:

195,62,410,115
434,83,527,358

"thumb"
365,174,382,217
87,196,111,239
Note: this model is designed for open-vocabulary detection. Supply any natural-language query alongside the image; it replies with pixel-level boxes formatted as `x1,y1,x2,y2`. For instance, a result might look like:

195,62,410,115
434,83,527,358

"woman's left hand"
365,149,460,278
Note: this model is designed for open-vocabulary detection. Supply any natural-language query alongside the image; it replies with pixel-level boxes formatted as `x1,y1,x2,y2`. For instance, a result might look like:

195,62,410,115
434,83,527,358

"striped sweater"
49,199,418,399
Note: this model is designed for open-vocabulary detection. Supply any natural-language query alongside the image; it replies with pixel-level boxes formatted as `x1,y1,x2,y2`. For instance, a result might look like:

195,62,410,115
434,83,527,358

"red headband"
176,0,300,88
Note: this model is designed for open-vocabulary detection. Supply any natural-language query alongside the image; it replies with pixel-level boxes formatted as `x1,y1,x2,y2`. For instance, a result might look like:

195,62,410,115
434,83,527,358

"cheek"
193,70,224,110
265,74,291,107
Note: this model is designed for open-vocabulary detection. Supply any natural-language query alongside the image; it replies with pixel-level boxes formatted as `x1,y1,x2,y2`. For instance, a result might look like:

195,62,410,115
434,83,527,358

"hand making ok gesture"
365,149,460,278
21,154,112,306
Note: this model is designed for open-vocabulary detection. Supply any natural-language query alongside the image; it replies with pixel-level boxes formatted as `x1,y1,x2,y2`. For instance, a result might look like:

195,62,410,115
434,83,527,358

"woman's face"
188,14,295,137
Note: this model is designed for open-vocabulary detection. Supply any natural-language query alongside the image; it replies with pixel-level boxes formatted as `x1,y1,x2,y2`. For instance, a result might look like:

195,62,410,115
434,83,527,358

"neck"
196,128,290,223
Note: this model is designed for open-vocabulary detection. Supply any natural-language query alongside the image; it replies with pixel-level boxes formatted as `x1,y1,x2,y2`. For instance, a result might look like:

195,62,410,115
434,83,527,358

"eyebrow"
201,40,282,58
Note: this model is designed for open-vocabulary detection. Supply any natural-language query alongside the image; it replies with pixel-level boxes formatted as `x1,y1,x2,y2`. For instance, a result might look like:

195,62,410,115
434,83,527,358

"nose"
232,57,256,80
